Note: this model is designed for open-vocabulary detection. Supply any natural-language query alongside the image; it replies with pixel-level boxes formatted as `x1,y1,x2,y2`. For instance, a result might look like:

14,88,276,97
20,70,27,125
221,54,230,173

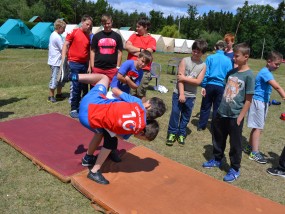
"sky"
101,0,283,17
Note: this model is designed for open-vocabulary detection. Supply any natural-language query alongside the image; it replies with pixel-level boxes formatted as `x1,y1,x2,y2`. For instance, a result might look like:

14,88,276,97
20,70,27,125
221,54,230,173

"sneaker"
249,152,267,164
70,110,79,118
177,135,185,146
109,150,122,162
166,133,176,146
202,159,221,168
55,94,65,101
267,167,285,178
87,170,109,185
223,168,240,182
82,154,97,167
197,127,206,131
243,144,252,154
47,96,56,103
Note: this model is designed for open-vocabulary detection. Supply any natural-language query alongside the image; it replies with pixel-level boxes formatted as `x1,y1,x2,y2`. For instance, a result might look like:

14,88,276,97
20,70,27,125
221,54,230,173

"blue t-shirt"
253,67,274,103
110,60,143,93
201,50,233,88
224,51,234,67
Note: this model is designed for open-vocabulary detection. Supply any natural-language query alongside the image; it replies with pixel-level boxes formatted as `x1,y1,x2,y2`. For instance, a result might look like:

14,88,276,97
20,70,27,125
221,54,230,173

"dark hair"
144,120,159,141
233,43,250,56
137,17,151,30
138,50,153,65
192,39,208,54
267,51,283,61
101,14,112,23
81,14,93,23
147,97,166,120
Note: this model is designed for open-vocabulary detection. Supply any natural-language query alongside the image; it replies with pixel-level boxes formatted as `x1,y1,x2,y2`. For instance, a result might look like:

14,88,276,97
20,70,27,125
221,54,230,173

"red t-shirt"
127,33,156,71
88,93,146,135
66,28,90,63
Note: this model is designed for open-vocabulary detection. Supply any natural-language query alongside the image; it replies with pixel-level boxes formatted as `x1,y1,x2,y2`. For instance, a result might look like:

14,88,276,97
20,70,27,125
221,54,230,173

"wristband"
116,66,120,69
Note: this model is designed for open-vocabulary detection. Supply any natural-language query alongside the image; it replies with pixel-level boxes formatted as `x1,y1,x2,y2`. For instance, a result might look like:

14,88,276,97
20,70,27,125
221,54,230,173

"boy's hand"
177,73,185,82
201,88,206,97
179,94,186,103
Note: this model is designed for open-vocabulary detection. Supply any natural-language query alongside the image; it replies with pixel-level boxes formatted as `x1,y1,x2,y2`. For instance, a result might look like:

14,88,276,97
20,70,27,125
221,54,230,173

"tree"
159,25,179,38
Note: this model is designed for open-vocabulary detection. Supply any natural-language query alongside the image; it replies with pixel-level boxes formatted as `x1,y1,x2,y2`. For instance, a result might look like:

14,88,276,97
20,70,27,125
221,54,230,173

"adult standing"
90,14,123,86
62,15,93,118
125,17,156,103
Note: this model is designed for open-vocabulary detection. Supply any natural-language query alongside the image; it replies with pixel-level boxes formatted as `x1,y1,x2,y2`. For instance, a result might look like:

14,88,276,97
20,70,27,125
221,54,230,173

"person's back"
197,40,232,131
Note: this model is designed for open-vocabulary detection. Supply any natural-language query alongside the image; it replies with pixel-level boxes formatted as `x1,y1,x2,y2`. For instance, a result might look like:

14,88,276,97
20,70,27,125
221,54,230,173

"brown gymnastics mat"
71,146,285,214
0,113,135,182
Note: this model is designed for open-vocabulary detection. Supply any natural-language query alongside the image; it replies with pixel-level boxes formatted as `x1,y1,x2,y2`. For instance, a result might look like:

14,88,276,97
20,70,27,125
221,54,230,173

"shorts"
92,67,118,85
79,84,107,133
49,65,65,89
247,99,268,129
130,70,151,97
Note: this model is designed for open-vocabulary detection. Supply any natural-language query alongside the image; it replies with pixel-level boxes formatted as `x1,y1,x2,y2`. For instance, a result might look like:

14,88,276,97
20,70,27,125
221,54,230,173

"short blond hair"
54,19,66,30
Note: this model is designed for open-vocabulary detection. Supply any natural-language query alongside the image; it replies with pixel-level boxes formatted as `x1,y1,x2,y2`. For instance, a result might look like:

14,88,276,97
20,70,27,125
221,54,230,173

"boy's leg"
212,114,227,161
82,133,103,167
228,118,244,171
198,85,214,130
249,128,262,152
77,73,109,88
279,146,285,169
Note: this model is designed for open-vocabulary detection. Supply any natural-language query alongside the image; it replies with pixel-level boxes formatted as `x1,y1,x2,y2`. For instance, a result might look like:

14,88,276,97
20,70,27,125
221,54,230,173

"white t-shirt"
48,31,63,66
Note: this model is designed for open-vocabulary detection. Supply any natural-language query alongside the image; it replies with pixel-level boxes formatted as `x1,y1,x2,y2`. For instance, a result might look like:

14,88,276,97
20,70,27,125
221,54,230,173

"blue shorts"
79,84,107,133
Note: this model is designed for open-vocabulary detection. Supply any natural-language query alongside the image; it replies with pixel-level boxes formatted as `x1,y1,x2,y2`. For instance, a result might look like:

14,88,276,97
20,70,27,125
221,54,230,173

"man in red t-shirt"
125,17,156,103
62,15,93,118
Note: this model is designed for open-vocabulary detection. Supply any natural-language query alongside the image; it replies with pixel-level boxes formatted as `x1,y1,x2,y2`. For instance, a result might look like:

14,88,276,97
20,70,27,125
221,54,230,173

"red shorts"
92,67,118,85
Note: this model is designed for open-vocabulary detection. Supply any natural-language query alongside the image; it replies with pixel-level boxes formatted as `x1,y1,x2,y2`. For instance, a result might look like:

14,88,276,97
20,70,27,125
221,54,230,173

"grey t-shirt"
174,56,205,98
218,68,255,118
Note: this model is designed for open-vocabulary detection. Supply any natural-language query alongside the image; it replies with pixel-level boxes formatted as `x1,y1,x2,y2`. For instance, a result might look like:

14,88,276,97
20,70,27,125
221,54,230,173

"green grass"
1,49,285,213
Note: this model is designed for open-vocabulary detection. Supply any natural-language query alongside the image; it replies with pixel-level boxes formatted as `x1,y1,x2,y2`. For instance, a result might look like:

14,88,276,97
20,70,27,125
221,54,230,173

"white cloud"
92,0,283,17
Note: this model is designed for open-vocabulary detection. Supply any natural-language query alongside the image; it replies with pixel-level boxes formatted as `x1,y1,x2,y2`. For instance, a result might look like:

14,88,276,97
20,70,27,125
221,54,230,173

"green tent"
31,22,54,49
0,19,34,47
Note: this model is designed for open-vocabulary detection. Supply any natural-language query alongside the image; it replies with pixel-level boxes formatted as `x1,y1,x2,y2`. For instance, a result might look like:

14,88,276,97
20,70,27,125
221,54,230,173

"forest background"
0,0,284,58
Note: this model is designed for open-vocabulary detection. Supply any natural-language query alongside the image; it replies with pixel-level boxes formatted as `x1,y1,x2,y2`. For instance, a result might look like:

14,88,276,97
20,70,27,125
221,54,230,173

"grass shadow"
0,97,27,107
0,111,14,119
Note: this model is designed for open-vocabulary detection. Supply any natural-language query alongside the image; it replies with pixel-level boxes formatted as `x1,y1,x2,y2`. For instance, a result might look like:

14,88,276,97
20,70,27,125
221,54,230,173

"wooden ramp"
71,146,285,214
0,113,135,182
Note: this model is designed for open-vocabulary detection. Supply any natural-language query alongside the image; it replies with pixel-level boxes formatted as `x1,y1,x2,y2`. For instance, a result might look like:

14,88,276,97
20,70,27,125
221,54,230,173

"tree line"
0,0,284,59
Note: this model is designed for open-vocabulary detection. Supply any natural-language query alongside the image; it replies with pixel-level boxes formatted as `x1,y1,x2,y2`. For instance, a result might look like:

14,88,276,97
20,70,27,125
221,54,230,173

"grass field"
0,48,285,213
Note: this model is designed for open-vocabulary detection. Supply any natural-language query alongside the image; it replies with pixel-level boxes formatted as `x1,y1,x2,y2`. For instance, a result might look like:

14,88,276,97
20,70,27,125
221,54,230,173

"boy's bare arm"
125,41,140,55
61,41,70,58
90,48,95,70
237,94,253,125
268,79,285,100
112,87,123,97
177,59,186,103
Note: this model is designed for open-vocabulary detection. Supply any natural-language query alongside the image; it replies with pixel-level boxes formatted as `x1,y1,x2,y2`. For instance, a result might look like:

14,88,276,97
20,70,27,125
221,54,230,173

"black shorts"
102,129,118,150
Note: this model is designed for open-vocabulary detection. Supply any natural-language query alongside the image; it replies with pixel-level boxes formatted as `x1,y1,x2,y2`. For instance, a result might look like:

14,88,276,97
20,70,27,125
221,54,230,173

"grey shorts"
130,71,151,97
49,65,65,89
247,99,268,129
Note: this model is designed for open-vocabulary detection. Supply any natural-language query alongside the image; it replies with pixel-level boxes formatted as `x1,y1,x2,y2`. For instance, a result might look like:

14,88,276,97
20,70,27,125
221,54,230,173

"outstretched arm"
269,79,285,100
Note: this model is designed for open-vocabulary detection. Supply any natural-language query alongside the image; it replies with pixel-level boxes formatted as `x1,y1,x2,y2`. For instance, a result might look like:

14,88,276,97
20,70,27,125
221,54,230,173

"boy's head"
224,33,235,46
192,39,208,54
54,19,66,34
146,97,166,120
137,50,153,69
80,15,93,33
215,40,227,51
101,14,113,32
137,17,151,31
134,120,159,141
266,51,283,71
233,43,250,66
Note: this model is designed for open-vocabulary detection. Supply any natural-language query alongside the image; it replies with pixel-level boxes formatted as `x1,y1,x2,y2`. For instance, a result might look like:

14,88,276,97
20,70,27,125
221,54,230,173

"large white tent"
174,39,190,53
162,37,175,53
92,26,102,34
62,24,78,39
151,34,165,52
118,30,135,48
186,40,195,53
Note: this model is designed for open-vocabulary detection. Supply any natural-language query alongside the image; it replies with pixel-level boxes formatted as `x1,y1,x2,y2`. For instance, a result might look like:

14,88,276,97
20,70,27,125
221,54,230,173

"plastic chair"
150,62,161,89
166,57,182,75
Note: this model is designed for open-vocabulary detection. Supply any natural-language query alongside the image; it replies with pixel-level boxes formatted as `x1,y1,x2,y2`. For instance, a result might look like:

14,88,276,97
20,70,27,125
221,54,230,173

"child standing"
202,43,255,183
166,39,208,146
197,40,233,131
246,51,285,164
224,33,235,67
47,19,66,103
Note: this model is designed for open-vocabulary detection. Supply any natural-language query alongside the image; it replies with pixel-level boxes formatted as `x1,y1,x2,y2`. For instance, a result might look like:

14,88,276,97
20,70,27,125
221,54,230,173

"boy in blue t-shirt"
246,51,285,164
110,50,152,94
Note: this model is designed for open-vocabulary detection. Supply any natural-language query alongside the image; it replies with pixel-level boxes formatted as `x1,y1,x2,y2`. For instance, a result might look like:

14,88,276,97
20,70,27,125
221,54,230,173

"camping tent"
118,30,135,48
151,34,165,52
186,40,195,53
0,35,9,51
162,37,175,53
92,26,102,34
174,39,189,53
62,24,78,39
0,19,34,47
31,22,54,49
